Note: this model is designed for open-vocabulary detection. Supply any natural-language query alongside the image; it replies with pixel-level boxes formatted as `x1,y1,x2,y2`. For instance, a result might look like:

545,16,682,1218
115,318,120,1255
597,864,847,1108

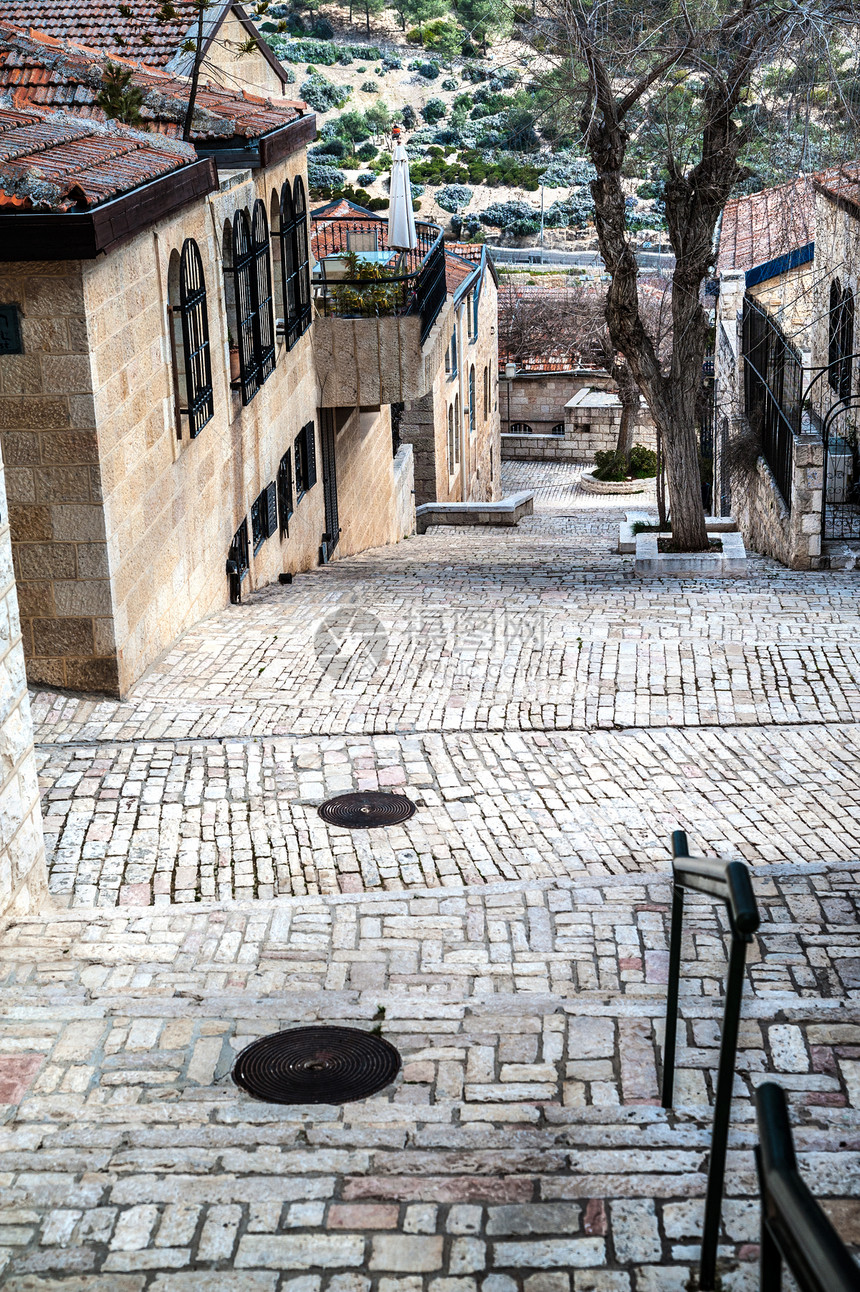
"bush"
540,157,597,188
422,97,447,123
382,54,402,70
629,443,658,477
300,73,350,112
636,180,664,200
337,109,372,142
400,104,417,129
307,162,348,193
593,449,628,482
361,80,378,93
433,126,460,146
311,138,347,157
436,184,473,212
461,63,488,82
479,200,539,235
357,172,376,185
451,212,483,237
408,58,440,79
356,141,378,161
275,38,383,64
441,77,458,91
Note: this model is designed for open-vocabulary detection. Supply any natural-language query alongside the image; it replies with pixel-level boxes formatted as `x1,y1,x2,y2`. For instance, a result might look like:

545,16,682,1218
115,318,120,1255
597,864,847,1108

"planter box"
580,470,652,495
619,511,738,554
635,529,747,575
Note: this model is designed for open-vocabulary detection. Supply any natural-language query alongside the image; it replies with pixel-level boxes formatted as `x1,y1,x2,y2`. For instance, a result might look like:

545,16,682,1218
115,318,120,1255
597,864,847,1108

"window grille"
447,405,455,475
279,181,299,348
278,449,293,535
511,422,533,434
828,280,841,393
230,201,276,406
445,342,451,375
469,366,476,435
450,324,458,376
174,239,214,437
551,422,565,436
839,287,855,399
227,519,249,604
251,482,278,552
294,177,312,337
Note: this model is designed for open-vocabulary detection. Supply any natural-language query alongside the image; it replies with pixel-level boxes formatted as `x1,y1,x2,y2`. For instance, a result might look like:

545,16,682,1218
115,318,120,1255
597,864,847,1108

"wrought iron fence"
311,218,447,343
818,401,860,541
741,295,801,509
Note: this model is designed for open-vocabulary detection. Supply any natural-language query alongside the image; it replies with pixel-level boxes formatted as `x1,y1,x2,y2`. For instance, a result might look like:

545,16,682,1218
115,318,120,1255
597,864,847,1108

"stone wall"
0,442,47,918
500,369,613,435
730,426,823,569
502,395,656,463
392,442,416,540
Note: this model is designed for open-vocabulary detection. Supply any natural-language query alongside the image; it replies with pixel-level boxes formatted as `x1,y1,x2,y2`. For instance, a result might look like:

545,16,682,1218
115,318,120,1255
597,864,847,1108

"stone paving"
2,460,860,1288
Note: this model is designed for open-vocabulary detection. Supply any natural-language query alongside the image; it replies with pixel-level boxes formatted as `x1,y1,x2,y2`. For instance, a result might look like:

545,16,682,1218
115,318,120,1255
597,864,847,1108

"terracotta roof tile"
0,22,305,141
717,177,814,275
0,0,213,67
814,160,860,217
0,100,196,208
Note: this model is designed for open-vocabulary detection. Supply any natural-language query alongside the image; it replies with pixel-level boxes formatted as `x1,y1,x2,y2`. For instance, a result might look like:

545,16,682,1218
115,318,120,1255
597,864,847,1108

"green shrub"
422,97,447,123
629,443,658,477
356,141,378,161
593,450,628,482
361,80,378,93
300,73,350,113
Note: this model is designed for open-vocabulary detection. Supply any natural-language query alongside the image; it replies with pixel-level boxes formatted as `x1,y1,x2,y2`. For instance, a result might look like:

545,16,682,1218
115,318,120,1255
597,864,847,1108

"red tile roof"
444,247,476,293
0,101,197,209
0,0,217,68
0,22,305,141
717,177,814,275
814,161,860,217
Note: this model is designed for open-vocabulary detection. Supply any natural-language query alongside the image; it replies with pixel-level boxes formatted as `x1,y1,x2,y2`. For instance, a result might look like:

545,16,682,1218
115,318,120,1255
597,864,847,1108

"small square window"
0,304,23,355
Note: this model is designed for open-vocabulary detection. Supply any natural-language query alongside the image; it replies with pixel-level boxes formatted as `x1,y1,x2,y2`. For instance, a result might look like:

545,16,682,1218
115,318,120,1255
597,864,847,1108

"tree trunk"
612,359,638,460
660,413,708,549
365,3,370,35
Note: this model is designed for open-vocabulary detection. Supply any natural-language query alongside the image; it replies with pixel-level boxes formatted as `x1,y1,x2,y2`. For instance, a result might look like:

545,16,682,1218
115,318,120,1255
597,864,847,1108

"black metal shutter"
278,450,292,535
265,481,278,537
304,422,317,489
178,238,214,436
251,198,276,387
232,211,258,405
294,176,311,337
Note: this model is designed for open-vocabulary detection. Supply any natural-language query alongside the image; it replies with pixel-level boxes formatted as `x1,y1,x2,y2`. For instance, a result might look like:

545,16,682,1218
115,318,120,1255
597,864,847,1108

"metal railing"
662,829,760,1291
741,294,801,510
756,1082,860,1292
311,217,447,343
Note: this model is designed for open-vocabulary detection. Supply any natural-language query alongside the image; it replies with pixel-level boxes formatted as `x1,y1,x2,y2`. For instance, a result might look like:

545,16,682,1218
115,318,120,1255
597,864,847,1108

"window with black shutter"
839,287,855,399
265,480,278,538
294,176,312,338
278,449,293,535
469,365,476,435
279,182,300,348
170,238,214,437
294,430,306,502
227,519,249,604
304,420,317,489
229,201,276,406
251,492,265,551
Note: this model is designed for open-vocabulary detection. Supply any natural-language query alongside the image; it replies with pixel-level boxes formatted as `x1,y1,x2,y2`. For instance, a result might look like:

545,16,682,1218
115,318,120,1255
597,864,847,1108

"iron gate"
320,409,340,563
821,401,860,540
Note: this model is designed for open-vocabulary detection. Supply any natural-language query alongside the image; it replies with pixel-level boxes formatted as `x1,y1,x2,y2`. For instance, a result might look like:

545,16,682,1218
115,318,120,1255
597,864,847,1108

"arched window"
839,287,854,400
511,422,533,434
278,180,299,346
168,238,214,437
293,176,311,338
829,279,842,394
469,365,476,435
551,422,565,436
228,200,276,406
447,404,455,476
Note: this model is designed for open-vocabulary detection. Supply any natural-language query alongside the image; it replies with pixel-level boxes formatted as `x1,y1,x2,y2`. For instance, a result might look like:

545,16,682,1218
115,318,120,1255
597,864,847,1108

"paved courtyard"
2,461,859,1288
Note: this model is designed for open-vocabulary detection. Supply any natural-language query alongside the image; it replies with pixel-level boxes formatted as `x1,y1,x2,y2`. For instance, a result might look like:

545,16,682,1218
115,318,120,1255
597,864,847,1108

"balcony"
311,216,450,407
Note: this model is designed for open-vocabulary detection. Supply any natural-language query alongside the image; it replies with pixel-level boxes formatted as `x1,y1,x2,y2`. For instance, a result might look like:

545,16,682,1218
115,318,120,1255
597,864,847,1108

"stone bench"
415,491,535,534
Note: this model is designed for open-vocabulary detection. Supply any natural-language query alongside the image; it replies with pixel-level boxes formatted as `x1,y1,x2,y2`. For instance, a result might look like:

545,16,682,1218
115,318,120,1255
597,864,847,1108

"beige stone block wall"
203,10,287,99
0,261,116,693
730,424,823,569
501,370,614,434
0,443,47,918
331,406,399,558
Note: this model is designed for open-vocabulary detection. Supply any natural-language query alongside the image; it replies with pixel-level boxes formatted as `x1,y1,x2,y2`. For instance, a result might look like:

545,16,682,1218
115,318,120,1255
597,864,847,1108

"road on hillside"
487,245,675,272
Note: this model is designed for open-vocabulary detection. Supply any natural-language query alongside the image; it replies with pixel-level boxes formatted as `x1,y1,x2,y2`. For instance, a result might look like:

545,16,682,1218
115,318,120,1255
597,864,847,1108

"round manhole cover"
232,1025,402,1104
318,791,416,829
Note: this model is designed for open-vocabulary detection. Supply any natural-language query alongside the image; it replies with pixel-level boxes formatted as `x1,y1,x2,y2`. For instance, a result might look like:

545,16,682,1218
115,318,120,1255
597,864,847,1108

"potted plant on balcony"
331,251,403,318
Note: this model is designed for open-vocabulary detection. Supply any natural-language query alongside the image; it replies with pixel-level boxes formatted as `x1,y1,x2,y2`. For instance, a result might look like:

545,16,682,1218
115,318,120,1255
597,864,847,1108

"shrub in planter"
436,184,472,212
593,449,628,482
422,97,447,123
629,443,658,477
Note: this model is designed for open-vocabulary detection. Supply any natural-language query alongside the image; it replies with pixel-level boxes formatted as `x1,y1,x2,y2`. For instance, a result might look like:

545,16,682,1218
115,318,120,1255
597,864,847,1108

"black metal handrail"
311,217,447,342
756,1082,860,1292
662,829,760,1292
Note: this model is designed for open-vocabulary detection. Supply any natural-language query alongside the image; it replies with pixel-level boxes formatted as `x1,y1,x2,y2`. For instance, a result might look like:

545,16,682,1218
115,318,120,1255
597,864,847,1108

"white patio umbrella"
387,142,417,252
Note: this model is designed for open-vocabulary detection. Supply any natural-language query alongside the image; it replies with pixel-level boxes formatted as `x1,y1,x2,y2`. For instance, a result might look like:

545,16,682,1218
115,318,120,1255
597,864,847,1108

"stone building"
396,244,501,506
713,177,823,568
0,0,291,99
0,30,456,696
0,438,46,918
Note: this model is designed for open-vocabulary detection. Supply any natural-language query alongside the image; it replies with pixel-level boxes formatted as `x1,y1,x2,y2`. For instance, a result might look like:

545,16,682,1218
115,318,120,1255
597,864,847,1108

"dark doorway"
320,409,340,563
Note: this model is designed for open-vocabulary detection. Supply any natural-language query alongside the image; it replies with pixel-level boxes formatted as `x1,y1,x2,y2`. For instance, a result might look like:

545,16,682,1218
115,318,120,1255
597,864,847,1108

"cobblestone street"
2,462,860,1288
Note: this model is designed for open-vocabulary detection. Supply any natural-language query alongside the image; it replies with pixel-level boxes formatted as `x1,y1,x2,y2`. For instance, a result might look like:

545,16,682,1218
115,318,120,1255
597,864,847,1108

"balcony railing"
311,218,447,344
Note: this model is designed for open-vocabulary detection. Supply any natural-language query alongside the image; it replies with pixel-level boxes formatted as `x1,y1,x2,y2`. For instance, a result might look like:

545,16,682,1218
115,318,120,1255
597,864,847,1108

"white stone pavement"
0,461,858,1288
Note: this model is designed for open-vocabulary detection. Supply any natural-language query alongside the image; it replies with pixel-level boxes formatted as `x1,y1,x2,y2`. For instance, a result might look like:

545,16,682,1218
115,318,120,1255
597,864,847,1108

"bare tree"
499,277,672,459
526,0,855,549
